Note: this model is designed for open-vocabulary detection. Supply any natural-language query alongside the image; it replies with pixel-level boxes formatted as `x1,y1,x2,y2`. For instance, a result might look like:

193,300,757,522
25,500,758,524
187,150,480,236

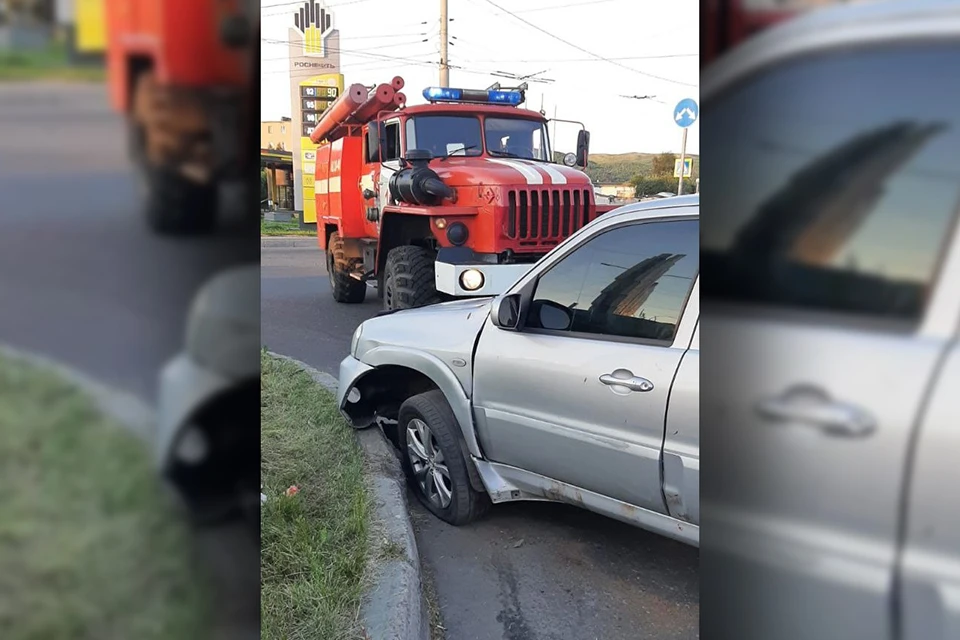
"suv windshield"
484,117,550,161
405,115,483,158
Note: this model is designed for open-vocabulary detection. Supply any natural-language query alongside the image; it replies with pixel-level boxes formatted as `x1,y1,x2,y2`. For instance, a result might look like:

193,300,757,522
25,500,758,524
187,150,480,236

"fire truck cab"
312,80,614,311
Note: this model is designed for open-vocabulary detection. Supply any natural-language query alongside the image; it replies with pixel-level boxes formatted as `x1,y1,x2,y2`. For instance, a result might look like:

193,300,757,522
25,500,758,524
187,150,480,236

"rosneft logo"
293,1,334,57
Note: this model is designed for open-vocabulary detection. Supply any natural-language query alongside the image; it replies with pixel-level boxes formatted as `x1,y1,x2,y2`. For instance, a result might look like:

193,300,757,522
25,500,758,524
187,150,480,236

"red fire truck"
104,0,257,235
704,0,805,65
309,78,616,311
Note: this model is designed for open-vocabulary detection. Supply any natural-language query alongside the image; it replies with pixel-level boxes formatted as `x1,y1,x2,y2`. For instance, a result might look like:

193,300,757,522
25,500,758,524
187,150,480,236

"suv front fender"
351,345,483,459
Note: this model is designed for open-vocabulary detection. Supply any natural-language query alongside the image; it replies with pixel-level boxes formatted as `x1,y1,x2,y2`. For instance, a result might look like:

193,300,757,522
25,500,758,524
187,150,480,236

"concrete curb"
0,343,155,441
265,351,429,640
260,236,317,248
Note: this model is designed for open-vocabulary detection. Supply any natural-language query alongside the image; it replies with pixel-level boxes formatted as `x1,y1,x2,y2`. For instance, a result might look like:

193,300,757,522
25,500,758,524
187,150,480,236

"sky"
260,0,700,155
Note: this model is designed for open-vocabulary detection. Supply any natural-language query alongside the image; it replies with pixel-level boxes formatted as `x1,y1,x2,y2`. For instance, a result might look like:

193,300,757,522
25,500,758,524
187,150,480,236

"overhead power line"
459,52,698,63
478,0,696,88
260,0,375,17
260,38,430,63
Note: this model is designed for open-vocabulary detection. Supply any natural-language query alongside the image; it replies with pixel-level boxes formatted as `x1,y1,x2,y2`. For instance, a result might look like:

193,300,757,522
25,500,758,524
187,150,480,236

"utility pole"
439,0,450,86
552,104,557,159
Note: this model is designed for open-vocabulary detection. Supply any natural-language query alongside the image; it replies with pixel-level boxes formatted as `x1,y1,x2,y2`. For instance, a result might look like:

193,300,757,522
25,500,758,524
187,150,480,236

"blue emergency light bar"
422,86,524,106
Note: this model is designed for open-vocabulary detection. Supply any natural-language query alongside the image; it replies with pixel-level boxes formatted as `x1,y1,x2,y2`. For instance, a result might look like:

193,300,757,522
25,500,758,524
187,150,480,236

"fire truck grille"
505,188,595,246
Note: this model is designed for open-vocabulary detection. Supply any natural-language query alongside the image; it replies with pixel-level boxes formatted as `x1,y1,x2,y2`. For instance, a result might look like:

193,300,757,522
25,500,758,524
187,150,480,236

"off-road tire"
399,390,490,525
142,166,218,235
383,245,440,311
327,232,366,303
127,118,147,166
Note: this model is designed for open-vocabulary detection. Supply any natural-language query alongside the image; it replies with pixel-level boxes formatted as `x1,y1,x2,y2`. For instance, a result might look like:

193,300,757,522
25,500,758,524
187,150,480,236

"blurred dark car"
701,1,960,639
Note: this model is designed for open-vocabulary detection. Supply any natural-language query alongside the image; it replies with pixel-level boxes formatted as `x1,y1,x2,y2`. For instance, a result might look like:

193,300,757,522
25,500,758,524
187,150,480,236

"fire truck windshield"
405,114,550,161
484,117,550,162
406,115,483,158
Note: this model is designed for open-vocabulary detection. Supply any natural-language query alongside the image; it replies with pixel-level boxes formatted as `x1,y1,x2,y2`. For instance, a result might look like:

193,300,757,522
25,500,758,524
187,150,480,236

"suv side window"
702,44,960,325
526,219,699,343
383,121,400,161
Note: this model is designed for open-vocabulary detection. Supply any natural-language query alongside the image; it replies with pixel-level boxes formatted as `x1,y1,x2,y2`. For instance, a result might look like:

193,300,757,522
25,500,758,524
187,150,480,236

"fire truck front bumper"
434,248,536,297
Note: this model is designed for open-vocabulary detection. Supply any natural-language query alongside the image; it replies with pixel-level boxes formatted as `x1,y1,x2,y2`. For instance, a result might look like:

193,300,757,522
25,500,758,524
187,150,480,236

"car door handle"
599,371,654,392
756,385,875,437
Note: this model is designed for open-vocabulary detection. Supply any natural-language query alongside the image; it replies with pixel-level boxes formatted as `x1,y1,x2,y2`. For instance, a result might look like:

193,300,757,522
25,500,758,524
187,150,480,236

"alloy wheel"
405,418,452,509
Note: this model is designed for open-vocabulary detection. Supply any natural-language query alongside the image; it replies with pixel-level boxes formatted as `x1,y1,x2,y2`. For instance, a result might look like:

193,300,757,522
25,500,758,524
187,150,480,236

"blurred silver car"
156,265,260,528
702,1,960,638
338,197,700,544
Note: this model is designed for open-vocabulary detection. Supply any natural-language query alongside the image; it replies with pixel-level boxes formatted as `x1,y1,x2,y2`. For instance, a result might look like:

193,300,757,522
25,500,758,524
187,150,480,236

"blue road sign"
674,98,699,128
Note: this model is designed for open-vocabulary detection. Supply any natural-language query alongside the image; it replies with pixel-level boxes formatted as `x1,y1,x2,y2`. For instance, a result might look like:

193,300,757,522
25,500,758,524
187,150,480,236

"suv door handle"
599,371,654,392
756,385,875,437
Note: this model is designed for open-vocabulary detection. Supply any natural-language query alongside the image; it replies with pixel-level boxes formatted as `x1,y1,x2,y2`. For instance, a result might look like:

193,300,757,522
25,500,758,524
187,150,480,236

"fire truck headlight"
446,222,469,246
563,153,577,167
460,269,485,292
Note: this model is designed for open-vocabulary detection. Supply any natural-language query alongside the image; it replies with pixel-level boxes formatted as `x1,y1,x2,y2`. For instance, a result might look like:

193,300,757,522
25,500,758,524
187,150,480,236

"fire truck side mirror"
366,122,381,163
576,130,590,168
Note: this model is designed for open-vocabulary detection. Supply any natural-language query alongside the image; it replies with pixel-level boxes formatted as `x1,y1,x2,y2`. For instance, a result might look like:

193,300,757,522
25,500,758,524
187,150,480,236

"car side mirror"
490,293,522,330
576,130,590,168
366,122,380,162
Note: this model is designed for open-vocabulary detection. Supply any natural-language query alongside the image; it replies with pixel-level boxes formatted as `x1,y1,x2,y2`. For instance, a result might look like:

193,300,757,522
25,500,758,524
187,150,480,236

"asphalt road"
0,83,260,640
0,83,259,400
261,243,700,640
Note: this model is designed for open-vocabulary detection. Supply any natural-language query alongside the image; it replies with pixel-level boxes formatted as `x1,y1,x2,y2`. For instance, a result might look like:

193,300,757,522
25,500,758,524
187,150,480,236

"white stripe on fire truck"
527,161,568,185
487,158,543,185
329,176,341,193
315,179,328,195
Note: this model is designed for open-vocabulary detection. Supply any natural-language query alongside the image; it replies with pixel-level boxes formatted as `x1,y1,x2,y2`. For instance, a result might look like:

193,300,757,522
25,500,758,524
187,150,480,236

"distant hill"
585,152,700,185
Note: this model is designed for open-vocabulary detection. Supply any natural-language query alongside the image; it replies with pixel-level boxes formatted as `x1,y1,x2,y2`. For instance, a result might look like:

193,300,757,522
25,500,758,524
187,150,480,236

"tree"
651,152,676,177
630,175,696,198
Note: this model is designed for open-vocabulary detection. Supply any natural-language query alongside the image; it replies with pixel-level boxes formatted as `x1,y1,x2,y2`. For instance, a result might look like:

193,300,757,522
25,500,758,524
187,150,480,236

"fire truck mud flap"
434,247,534,297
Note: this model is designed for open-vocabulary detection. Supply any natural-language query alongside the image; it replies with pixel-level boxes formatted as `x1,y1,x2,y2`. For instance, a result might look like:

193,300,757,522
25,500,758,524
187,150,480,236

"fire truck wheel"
143,167,217,236
327,233,366,303
126,119,147,166
383,245,441,311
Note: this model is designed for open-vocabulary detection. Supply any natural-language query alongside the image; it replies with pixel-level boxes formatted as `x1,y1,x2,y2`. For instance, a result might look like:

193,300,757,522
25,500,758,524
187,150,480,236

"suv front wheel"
398,390,489,525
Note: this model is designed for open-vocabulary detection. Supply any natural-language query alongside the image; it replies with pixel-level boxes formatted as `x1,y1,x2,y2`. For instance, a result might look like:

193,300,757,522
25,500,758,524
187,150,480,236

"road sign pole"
677,127,688,196
673,97,697,196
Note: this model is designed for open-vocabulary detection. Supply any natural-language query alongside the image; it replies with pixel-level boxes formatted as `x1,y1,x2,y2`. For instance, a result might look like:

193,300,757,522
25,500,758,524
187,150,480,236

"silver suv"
702,1,960,638
338,196,700,545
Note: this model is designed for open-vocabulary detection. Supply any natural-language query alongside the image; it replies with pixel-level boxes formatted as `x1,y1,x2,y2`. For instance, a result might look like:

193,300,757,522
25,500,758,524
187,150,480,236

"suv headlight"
350,324,363,358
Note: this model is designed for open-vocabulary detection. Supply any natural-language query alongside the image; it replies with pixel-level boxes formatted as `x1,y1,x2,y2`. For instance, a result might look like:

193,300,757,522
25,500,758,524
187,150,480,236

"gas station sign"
298,73,344,224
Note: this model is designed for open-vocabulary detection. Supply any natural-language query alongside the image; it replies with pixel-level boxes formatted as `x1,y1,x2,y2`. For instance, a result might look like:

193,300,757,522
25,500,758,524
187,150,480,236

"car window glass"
408,116,483,157
384,122,400,161
702,44,960,325
527,220,699,343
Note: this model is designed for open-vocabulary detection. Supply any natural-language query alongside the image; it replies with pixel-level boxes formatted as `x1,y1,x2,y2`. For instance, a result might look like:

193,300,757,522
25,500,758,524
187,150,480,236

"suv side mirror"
576,130,590,168
490,293,522,330
366,122,381,163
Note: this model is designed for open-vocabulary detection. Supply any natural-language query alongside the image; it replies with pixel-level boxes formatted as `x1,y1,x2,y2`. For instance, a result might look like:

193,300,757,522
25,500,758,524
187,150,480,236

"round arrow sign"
674,98,699,128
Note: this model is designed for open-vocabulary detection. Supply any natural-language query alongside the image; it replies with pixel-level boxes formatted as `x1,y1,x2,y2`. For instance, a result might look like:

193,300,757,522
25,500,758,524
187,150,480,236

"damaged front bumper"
337,355,375,428
156,351,234,470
